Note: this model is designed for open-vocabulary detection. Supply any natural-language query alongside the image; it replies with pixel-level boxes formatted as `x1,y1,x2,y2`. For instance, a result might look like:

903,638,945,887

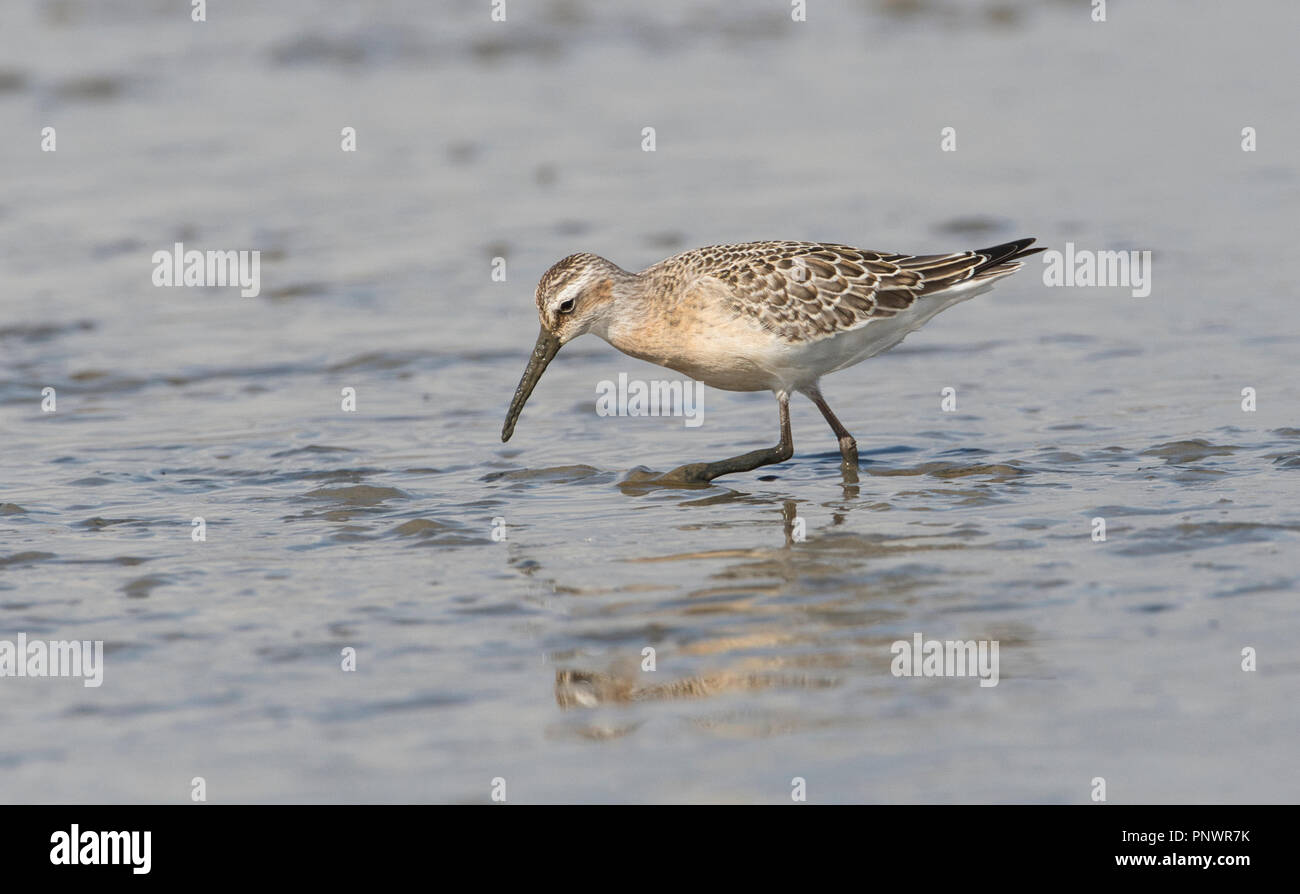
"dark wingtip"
974,237,1045,271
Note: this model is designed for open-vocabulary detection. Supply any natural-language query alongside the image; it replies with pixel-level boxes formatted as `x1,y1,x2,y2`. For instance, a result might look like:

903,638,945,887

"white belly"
765,279,997,390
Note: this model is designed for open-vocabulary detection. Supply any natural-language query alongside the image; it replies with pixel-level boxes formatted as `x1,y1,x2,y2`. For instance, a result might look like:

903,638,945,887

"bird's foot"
838,436,858,467
623,462,716,487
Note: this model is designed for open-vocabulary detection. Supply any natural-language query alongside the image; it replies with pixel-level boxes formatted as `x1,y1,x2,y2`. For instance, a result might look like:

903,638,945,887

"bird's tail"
969,237,1046,282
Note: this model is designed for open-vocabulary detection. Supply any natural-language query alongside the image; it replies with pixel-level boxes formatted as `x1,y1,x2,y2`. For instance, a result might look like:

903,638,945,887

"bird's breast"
603,280,789,392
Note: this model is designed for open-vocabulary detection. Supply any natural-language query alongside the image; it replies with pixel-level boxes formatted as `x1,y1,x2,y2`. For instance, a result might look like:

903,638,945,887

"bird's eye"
558,298,576,314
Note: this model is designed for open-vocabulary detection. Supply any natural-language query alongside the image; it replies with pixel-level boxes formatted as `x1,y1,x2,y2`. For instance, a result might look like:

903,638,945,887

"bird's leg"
660,391,793,483
805,384,858,469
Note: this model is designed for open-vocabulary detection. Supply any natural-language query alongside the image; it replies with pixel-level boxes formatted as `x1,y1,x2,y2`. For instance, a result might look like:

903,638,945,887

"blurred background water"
1,0,1298,802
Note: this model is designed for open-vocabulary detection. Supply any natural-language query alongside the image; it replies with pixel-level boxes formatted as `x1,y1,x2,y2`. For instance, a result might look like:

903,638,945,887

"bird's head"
534,252,625,344
502,253,629,442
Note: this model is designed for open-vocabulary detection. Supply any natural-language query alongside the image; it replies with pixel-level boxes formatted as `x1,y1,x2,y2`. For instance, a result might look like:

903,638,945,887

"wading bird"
502,238,1043,483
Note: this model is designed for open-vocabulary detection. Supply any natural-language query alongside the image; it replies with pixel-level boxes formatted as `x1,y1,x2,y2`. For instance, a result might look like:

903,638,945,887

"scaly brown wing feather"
657,238,1042,343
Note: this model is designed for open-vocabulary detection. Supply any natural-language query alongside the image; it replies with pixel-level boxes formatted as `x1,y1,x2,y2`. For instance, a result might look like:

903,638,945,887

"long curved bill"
501,327,561,442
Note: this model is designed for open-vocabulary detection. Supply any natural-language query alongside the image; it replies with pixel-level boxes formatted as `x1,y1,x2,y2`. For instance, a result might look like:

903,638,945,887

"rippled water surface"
2,0,1298,802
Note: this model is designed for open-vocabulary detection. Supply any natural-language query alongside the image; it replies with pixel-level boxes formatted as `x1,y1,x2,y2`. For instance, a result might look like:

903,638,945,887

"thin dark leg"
805,384,858,467
660,391,793,483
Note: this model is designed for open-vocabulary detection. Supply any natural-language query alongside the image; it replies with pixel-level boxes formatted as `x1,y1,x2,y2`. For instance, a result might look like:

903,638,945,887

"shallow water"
2,0,1298,802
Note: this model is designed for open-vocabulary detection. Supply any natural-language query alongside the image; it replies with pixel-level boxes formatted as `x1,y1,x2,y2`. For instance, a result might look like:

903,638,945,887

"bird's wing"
681,239,1041,344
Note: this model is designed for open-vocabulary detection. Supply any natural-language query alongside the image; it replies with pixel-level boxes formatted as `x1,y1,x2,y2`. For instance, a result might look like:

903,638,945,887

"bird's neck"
596,271,693,369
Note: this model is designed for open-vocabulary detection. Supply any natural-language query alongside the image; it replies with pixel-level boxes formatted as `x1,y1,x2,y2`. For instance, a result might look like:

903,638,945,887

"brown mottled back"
640,239,1042,343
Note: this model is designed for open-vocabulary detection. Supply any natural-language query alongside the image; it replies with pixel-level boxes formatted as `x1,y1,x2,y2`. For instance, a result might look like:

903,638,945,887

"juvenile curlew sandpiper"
502,238,1044,483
